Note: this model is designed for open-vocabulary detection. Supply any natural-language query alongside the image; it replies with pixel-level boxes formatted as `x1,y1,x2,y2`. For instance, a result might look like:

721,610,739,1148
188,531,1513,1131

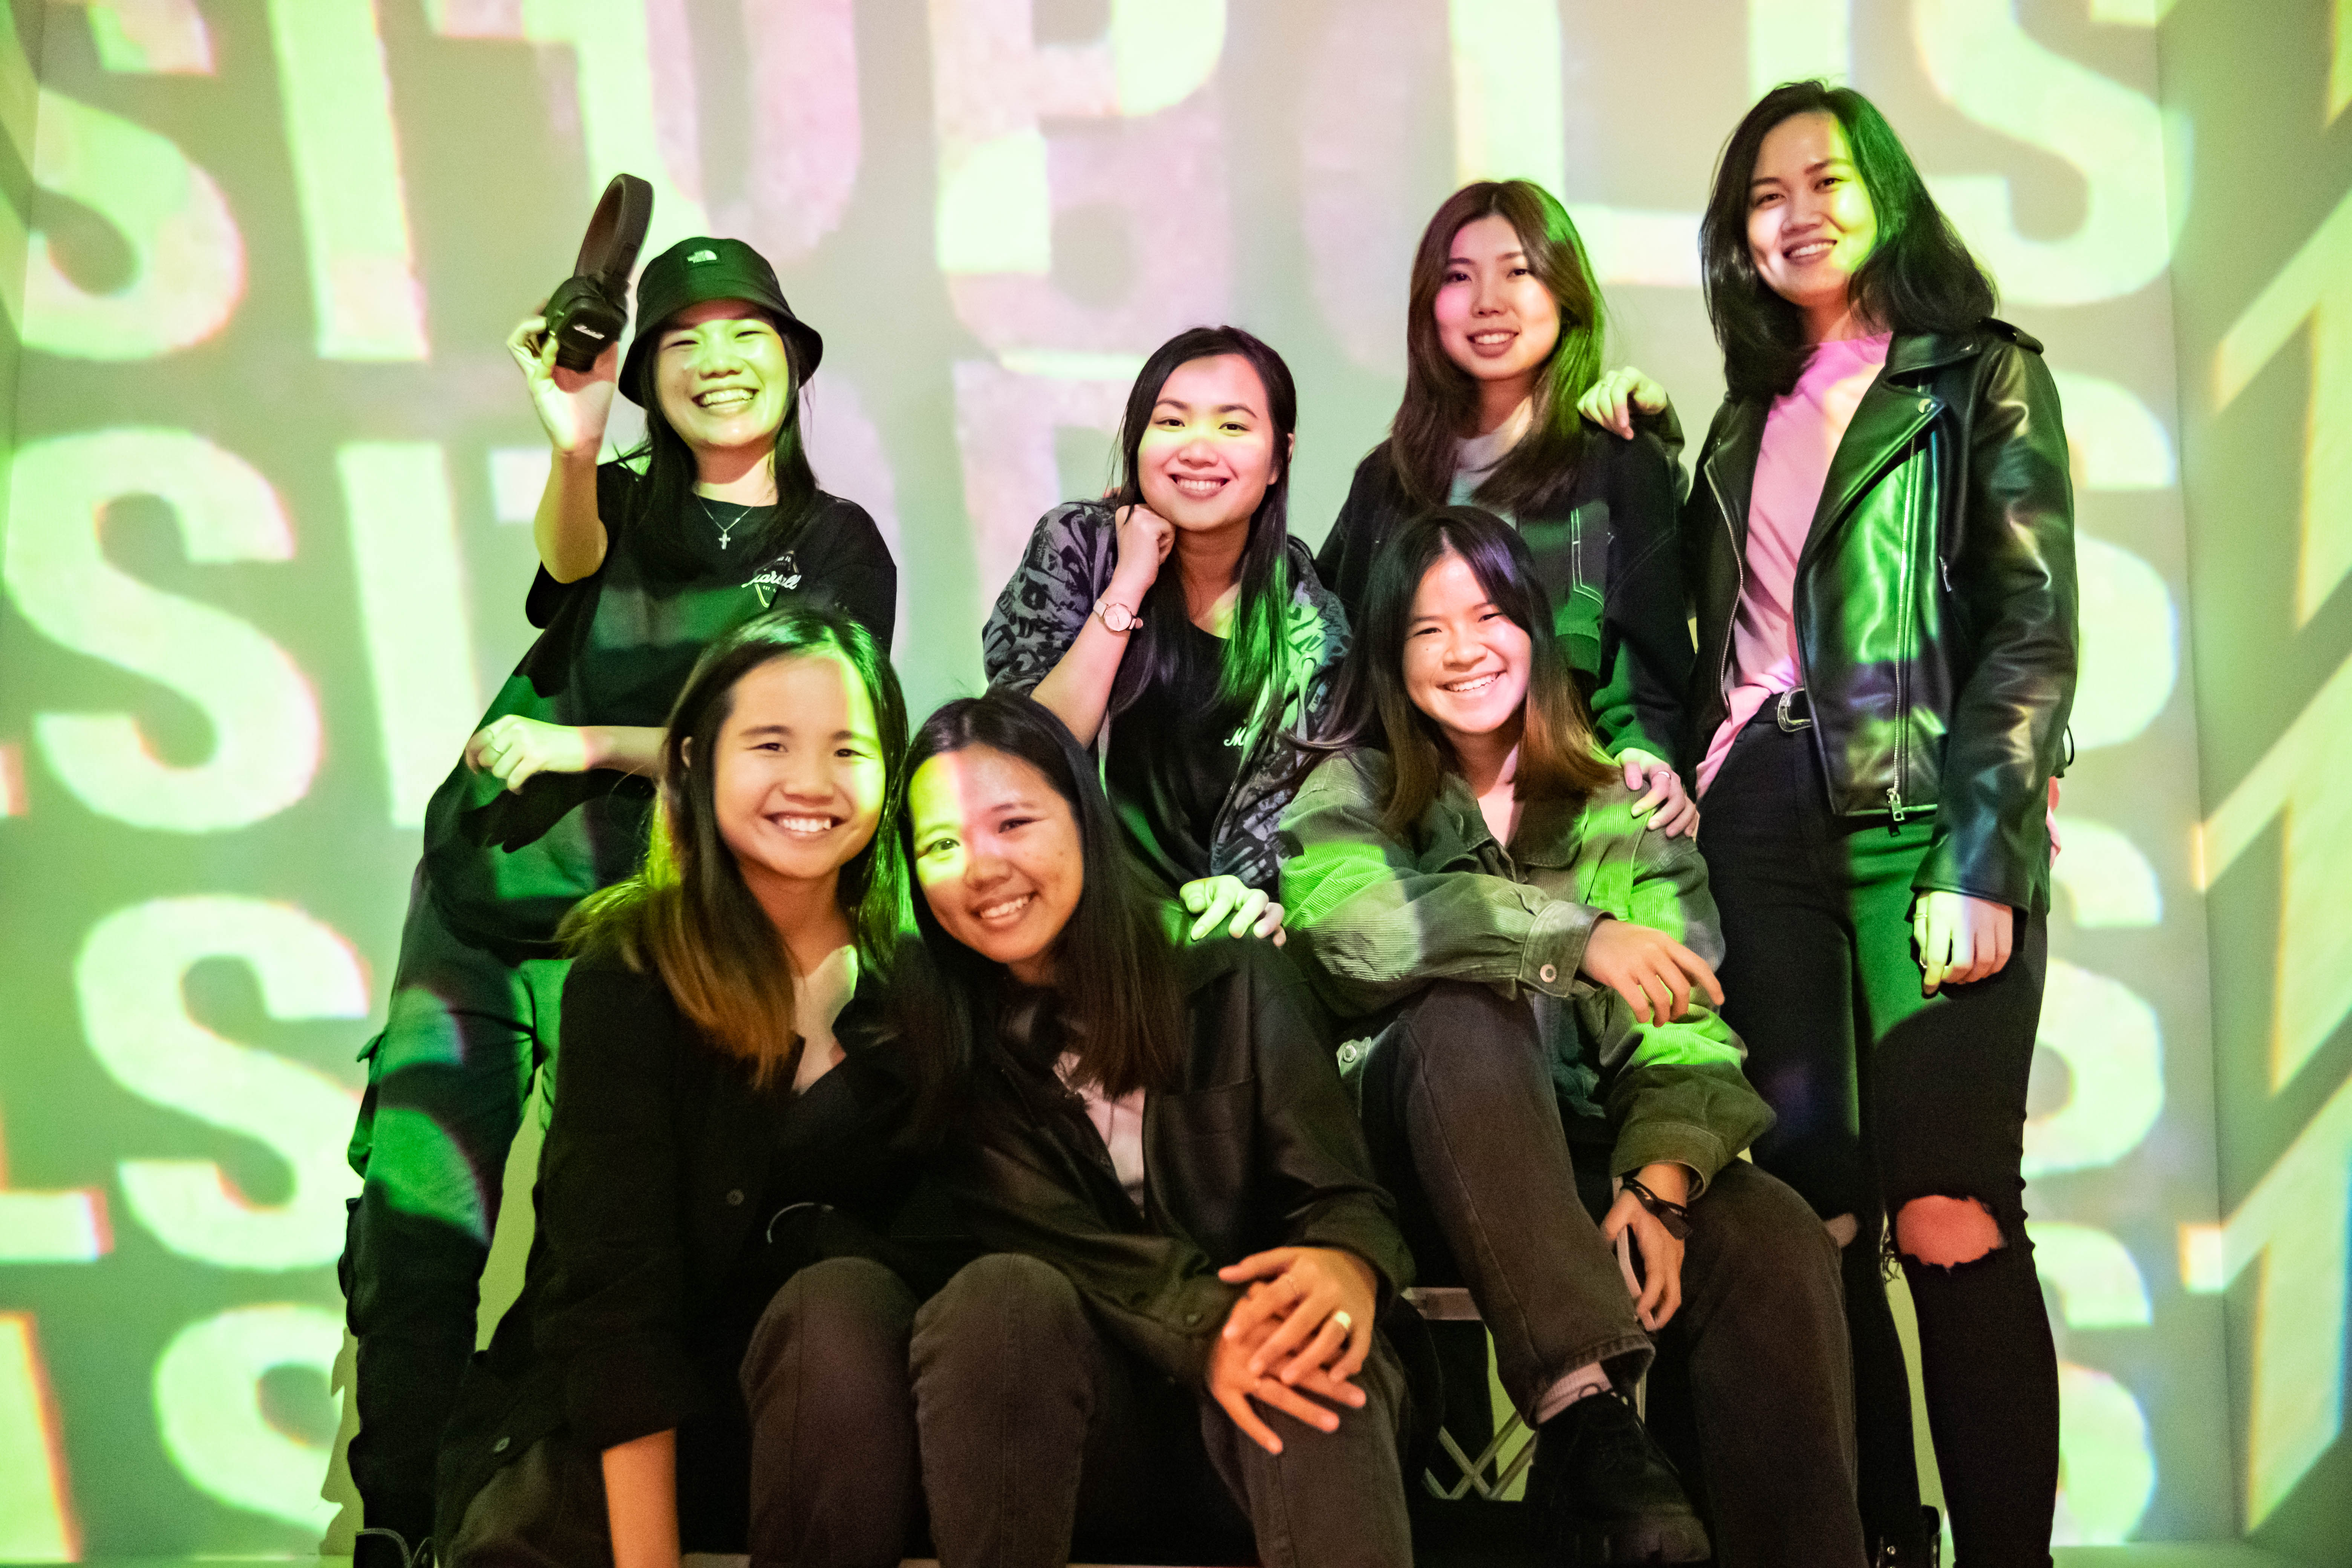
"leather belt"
1774,688,1813,732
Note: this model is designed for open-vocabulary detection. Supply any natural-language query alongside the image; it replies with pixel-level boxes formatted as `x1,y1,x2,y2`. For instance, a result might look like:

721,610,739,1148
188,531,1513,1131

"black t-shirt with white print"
420,461,895,949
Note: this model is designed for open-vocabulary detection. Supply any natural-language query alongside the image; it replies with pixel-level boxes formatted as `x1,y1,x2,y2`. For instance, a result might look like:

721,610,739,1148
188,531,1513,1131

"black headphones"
542,173,654,372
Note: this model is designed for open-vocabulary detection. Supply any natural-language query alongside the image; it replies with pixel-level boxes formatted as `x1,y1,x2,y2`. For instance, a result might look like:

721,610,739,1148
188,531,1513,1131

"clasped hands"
1205,1245,1377,1456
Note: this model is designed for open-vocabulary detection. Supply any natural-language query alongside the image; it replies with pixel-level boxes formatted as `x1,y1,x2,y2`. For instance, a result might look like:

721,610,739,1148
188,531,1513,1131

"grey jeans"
910,1252,1412,1568
1357,980,1866,1568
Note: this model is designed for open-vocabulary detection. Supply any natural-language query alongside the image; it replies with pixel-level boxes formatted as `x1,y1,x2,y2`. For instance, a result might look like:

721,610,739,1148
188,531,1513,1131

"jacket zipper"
1887,432,1922,820
1706,463,1744,707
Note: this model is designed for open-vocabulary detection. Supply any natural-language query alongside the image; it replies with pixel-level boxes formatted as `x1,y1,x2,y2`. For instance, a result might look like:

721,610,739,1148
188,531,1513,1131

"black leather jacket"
1686,322,2077,910
942,936,1415,1390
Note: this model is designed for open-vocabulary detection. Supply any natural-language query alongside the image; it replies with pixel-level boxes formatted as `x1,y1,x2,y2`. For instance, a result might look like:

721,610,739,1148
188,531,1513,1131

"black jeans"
1700,712,2060,1567
341,871,567,1547
443,1256,918,1568
911,1253,1413,1568
1355,980,1865,1567
739,1257,921,1567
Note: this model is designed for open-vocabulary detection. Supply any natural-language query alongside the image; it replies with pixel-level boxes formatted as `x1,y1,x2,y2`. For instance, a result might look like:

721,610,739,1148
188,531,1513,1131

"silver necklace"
698,494,759,550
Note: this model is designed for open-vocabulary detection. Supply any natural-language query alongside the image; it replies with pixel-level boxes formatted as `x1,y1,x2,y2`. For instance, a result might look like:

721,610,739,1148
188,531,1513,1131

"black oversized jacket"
1686,321,2078,910
942,936,1415,1390
1317,426,1694,764
433,956,935,1549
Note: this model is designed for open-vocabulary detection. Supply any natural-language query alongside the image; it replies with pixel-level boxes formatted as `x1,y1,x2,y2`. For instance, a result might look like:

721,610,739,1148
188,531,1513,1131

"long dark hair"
1106,325,1299,723
561,604,910,1087
1317,508,1615,836
1390,181,1605,514
903,692,1186,1101
1702,80,1997,400
623,318,822,575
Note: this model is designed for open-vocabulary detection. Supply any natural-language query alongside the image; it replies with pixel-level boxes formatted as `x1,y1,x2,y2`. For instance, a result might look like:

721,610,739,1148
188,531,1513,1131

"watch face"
1101,601,1135,632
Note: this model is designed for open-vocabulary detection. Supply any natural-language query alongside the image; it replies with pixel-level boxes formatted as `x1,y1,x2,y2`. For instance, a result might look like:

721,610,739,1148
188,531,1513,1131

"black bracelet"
1622,1175,1693,1240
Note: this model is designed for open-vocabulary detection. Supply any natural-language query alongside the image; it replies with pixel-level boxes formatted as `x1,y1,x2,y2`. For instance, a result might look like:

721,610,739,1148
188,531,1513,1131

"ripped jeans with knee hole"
1699,712,2060,1568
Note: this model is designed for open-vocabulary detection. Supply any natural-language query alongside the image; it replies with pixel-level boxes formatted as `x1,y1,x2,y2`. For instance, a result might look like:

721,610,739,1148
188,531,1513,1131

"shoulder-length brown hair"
559,604,912,1089
1390,181,1606,515
1316,507,1616,836
1701,81,1995,400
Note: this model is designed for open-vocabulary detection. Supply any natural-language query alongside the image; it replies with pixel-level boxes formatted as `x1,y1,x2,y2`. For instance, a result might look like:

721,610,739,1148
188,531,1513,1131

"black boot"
1528,1389,1710,1564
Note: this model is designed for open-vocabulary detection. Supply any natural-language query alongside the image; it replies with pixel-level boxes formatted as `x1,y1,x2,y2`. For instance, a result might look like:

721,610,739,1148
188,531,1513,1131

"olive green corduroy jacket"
1277,750,1773,1193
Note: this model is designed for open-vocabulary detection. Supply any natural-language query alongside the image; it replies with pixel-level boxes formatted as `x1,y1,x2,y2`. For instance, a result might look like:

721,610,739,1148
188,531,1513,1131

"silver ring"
1331,1309,1354,1334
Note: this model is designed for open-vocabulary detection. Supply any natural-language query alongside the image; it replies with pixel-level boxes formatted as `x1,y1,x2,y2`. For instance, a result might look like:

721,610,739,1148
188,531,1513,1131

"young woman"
899,692,1417,1568
982,324,1345,934
1281,510,1863,1568
1591,82,2076,1567
1317,179,1698,838
434,608,948,1568
341,237,896,1567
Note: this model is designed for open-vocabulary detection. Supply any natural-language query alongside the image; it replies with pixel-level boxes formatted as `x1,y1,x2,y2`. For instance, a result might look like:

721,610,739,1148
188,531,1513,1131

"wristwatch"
1093,596,1139,634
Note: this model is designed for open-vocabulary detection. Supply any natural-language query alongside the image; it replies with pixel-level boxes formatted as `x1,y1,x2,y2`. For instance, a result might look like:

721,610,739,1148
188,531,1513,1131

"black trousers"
910,1253,1413,1568
443,1257,919,1568
1355,980,1865,1568
1700,712,2060,1567
341,870,567,1548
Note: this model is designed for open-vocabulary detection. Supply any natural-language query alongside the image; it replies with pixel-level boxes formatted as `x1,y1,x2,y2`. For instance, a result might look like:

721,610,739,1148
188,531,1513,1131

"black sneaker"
1871,1505,1942,1567
1528,1389,1710,1564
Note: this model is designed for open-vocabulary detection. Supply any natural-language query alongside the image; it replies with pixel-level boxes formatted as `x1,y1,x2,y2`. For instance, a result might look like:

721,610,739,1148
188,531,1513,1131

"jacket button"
725,1189,746,1206
1539,963,1559,983
491,1436,510,1454
1337,1041,1360,1066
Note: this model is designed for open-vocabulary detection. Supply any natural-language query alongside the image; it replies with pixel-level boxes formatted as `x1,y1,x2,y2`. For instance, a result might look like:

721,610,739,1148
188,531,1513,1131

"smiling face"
1747,111,1879,337
653,297,795,456
1433,213,1562,402
1134,353,1282,538
710,651,885,907
1402,550,1534,750
909,744,1085,986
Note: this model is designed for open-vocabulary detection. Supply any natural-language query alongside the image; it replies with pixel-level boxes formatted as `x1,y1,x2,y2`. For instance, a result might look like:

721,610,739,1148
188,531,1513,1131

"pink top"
1695,333,1893,795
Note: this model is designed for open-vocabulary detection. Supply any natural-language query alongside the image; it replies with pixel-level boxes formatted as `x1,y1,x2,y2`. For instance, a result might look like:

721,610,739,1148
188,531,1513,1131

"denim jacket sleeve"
1568,793,1775,1191
1277,752,1604,1019
981,501,1117,695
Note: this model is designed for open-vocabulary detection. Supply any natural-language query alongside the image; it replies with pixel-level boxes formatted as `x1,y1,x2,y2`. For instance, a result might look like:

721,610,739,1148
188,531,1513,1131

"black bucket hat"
618,236,823,404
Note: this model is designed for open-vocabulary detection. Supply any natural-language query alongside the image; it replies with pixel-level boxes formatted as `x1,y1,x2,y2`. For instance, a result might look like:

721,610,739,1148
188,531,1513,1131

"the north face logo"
688,248,717,263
